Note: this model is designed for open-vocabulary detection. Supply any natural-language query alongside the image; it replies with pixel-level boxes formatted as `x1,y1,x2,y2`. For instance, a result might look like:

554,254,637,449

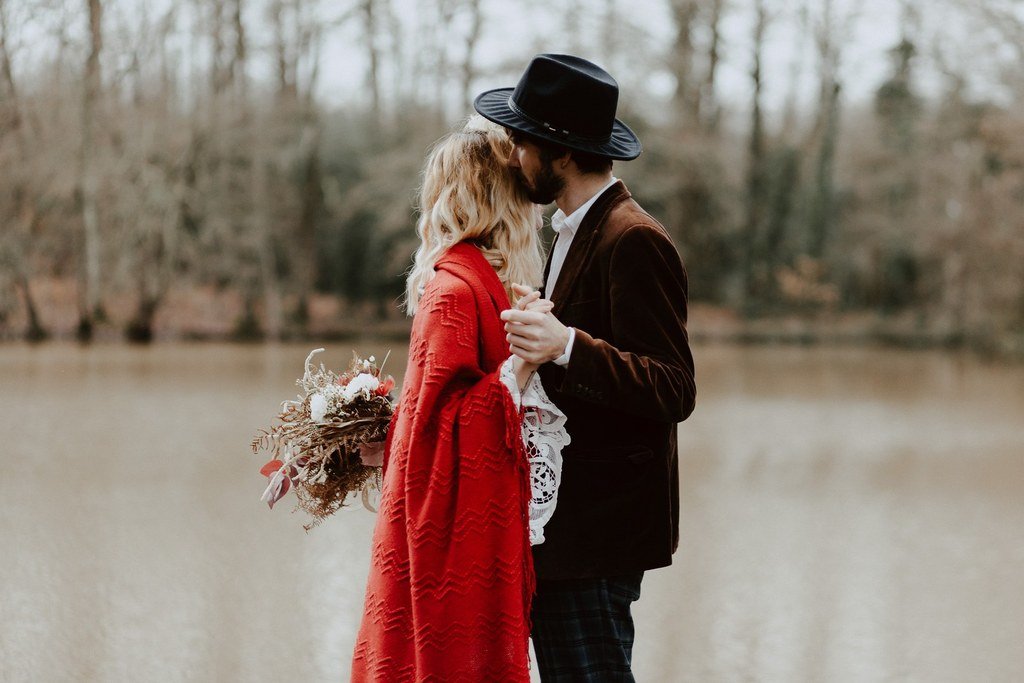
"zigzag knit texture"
350,241,534,683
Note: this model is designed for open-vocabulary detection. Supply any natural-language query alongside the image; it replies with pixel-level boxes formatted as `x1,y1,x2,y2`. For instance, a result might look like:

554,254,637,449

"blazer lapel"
539,232,556,299
549,181,630,317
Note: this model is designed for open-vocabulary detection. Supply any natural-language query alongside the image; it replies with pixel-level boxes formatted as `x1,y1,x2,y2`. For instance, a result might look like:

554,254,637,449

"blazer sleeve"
557,224,696,423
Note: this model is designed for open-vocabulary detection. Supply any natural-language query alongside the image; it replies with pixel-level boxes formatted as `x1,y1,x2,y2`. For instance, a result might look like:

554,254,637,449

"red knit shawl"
351,241,534,682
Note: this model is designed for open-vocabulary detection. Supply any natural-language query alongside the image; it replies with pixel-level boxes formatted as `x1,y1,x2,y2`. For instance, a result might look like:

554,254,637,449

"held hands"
502,283,571,369
505,284,547,390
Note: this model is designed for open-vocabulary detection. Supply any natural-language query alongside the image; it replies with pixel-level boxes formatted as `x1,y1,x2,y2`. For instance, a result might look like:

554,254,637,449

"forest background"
1,0,1022,358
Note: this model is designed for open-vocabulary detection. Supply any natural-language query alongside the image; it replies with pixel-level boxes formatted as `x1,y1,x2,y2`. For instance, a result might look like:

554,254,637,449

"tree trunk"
15,274,47,342
78,0,104,342
1,0,50,341
669,0,700,129
126,294,158,343
807,98,839,259
0,0,22,134
362,0,382,124
254,154,281,341
293,118,323,337
460,0,483,111
702,0,724,132
270,0,295,100
808,0,843,259
433,0,454,125
230,0,247,96
741,0,769,307
210,0,230,95
781,2,810,140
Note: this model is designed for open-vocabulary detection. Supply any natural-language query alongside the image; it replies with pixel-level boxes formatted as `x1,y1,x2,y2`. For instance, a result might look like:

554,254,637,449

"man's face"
506,131,565,205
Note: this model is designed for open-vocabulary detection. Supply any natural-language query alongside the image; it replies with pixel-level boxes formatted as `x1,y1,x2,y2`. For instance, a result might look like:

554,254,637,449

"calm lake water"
1,342,1022,682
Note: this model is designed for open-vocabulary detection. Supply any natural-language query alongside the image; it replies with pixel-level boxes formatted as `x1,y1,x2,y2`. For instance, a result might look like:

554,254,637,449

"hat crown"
510,54,619,142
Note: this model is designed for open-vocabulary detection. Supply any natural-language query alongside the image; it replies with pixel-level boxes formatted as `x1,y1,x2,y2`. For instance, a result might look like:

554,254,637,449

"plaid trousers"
530,572,644,682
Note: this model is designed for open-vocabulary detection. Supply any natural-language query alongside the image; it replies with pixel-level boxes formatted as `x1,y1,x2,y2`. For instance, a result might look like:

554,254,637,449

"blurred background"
1,1,1023,682
1,0,1022,350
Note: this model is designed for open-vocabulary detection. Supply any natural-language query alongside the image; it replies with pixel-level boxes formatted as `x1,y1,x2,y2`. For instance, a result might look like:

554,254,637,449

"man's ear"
558,150,573,170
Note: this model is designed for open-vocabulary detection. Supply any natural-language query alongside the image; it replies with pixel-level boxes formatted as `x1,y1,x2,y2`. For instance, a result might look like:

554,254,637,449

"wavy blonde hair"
405,115,544,315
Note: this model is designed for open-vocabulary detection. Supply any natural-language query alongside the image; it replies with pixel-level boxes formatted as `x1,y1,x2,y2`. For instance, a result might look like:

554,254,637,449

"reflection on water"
1,343,1022,682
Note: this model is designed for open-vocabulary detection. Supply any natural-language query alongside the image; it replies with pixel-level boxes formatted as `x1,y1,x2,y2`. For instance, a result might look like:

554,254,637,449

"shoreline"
2,280,1020,359
3,310,1021,362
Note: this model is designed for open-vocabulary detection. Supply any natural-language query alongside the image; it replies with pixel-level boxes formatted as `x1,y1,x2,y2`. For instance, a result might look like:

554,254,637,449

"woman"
350,116,569,682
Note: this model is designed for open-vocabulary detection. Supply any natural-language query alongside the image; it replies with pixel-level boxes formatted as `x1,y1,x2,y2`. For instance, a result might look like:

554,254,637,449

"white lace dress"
499,357,570,546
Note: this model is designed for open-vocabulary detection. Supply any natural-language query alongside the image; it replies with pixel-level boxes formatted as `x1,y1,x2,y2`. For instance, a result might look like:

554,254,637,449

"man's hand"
502,283,571,365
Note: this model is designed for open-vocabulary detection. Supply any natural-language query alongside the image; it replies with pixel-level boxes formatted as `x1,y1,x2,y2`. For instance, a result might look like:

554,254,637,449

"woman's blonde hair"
405,115,544,315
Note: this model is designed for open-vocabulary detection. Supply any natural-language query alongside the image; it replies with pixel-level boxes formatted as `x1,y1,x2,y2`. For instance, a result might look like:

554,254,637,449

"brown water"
1,343,1022,682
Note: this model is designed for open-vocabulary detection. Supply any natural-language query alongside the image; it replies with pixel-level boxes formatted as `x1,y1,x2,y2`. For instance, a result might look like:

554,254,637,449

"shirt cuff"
499,356,523,406
552,327,576,367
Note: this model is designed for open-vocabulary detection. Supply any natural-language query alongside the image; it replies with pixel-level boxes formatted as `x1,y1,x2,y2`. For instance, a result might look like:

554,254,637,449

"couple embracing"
351,54,697,682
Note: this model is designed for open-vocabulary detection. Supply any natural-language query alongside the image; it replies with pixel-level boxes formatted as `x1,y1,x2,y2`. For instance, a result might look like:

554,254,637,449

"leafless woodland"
0,0,1022,355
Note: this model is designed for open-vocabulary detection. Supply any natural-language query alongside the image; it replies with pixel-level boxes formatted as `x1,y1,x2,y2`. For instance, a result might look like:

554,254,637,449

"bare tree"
701,0,724,132
269,0,296,99
668,0,700,129
77,0,105,341
740,0,770,306
780,1,809,140
805,0,860,258
460,0,484,111
229,0,246,95
0,0,21,134
953,0,1024,97
0,0,46,340
362,0,383,122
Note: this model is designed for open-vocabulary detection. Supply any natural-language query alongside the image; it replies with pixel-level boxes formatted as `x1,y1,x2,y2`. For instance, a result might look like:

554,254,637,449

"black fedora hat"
474,54,642,161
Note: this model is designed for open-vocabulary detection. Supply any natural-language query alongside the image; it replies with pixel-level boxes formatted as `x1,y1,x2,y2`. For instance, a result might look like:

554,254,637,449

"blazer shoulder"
602,198,674,247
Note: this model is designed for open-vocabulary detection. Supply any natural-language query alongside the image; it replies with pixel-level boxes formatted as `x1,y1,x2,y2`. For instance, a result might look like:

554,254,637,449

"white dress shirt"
546,176,618,366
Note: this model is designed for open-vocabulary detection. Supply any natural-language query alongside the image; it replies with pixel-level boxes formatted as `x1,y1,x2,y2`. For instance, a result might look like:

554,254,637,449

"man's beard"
514,159,565,205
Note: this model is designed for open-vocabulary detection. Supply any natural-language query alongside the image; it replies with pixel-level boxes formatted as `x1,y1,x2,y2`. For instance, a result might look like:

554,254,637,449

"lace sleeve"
499,357,570,545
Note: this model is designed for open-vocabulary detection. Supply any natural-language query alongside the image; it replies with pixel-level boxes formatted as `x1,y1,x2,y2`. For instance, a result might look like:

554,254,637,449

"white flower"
310,393,329,423
341,372,380,402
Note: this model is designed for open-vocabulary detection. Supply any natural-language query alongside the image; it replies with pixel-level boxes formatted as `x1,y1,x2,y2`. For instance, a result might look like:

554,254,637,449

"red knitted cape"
351,241,534,682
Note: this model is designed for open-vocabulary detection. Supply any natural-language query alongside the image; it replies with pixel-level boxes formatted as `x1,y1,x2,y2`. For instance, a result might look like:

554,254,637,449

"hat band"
507,96,612,144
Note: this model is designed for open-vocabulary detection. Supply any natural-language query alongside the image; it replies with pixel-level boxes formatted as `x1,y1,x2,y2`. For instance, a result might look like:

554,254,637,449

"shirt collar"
550,176,618,236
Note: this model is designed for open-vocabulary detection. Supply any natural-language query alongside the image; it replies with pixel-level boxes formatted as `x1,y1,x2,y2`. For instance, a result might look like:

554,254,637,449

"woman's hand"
512,283,553,316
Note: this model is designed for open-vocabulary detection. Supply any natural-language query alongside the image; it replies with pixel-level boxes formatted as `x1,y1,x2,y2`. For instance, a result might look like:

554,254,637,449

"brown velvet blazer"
533,180,696,580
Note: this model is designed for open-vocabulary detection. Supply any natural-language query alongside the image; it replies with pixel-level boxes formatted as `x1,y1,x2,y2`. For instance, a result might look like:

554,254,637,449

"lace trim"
499,357,570,545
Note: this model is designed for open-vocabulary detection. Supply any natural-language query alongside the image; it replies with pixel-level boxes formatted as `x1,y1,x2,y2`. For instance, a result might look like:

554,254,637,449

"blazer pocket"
562,297,600,326
569,445,654,464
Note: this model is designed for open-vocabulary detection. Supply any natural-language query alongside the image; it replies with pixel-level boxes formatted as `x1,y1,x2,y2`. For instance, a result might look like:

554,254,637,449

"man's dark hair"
512,130,613,176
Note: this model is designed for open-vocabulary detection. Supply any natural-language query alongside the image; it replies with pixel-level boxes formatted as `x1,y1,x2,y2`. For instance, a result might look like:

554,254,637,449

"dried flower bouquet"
252,348,396,530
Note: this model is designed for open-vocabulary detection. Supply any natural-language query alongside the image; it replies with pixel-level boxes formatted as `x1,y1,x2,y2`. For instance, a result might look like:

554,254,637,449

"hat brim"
473,87,642,161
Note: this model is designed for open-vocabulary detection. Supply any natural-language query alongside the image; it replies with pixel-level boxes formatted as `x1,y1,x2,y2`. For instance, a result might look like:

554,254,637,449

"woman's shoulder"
418,268,478,318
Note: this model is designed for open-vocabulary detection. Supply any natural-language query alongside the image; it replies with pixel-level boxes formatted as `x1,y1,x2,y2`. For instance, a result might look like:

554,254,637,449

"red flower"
375,376,395,396
260,459,284,478
259,459,293,509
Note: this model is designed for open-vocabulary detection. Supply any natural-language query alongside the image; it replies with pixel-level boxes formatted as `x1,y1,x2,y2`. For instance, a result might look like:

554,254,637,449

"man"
474,54,697,681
